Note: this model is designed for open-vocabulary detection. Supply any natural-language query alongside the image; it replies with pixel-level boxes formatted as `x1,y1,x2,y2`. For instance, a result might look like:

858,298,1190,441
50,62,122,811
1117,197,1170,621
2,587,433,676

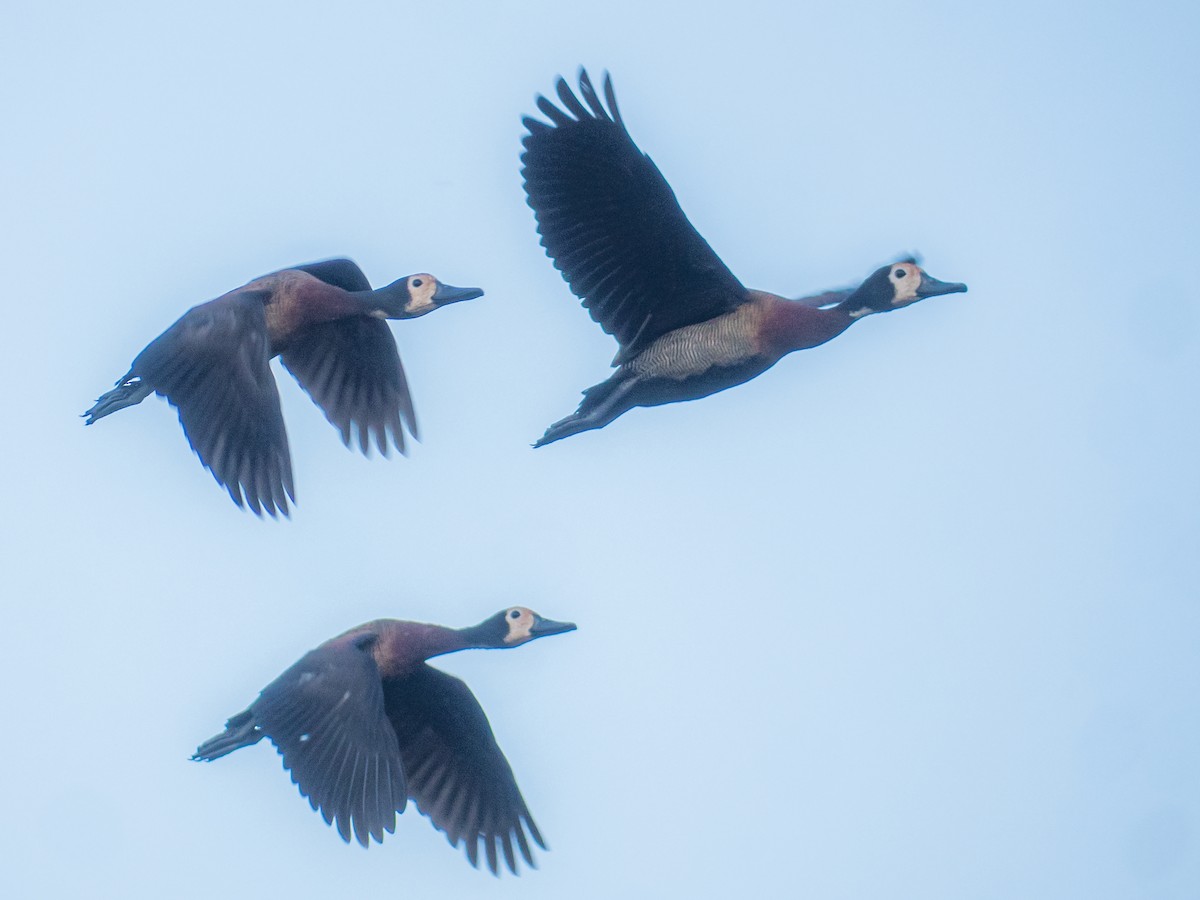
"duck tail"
533,371,638,448
82,375,153,425
191,709,263,762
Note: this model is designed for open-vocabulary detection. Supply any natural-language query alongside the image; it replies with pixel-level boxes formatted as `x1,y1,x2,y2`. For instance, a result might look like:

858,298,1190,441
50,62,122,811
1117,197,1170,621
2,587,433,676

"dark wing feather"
251,634,407,847
522,70,748,364
384,664,544,875
130,291,294,516
281,316,417,456
794,286,855,308
290,258,374,293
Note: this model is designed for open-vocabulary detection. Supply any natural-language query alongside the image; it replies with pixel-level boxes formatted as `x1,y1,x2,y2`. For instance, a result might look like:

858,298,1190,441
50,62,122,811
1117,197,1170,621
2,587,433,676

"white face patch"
889,264,923,307
503,606,536,644
404,274,440,316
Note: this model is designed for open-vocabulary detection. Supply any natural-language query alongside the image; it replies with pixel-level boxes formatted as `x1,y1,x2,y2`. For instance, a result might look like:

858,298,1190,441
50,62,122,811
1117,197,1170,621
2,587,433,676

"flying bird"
521,71,967,447
193,606,576,875
84,259,483,516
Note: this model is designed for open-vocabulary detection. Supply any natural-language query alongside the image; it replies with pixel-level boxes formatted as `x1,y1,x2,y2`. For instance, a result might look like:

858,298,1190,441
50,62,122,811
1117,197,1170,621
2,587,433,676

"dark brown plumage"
193,607,576,875
521,71,967,447
84,259,482,516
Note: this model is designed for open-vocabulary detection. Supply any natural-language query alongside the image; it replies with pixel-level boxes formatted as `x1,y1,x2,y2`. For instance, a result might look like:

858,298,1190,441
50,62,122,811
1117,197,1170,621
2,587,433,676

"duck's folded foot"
83,377,152,425
191,709,263,762
533,413,589,448
533,372,641,448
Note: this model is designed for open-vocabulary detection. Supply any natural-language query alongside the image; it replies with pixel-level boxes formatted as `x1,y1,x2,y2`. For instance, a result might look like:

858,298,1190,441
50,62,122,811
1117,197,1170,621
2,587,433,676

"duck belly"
626,314,773,405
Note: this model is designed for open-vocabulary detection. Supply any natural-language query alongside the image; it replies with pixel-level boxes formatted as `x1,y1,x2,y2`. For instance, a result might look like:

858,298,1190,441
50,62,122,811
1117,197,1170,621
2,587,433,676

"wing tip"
526,67,621,134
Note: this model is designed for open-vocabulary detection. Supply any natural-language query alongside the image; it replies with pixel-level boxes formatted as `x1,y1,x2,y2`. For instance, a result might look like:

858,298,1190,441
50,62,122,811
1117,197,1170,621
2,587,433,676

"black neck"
454,615,508,650
349,279,408,316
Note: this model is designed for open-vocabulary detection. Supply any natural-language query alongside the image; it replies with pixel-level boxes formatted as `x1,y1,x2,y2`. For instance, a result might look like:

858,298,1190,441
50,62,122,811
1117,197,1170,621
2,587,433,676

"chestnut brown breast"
255,271,359,349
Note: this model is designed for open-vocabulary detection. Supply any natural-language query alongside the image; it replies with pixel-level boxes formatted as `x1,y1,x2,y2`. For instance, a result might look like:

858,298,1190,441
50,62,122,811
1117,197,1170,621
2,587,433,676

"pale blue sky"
1,1,1197,897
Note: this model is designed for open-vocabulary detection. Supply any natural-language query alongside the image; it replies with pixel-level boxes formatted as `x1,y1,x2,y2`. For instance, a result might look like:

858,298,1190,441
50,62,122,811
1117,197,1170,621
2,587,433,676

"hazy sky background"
2,1,1197,897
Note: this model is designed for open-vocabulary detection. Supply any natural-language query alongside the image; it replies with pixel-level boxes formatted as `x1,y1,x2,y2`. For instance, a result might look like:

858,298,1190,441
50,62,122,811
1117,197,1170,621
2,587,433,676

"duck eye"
412,278,423,287
509,610,521,619
894,269,907,279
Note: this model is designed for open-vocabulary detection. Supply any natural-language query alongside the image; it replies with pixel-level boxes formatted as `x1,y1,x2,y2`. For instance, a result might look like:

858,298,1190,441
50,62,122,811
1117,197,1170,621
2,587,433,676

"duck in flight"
521,71,967,447
83,258,482,516
193,606,576,875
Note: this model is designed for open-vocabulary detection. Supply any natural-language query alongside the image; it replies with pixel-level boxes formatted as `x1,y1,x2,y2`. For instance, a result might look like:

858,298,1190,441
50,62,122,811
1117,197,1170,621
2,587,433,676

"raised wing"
522,70,748,364
290,258,373,293
131,291,294,516
281,316,417,456
252,633,407,847
384,664,544,875
794,286,855,308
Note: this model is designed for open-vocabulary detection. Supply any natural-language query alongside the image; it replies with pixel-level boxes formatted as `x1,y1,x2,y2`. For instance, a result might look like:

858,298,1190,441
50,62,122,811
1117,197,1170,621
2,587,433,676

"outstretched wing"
522,70,748,364
131,291,294,516
252,633,408,847
281,316,417,456
280,258,418,455
384,664,544,875
794,286,855,308
290,258,373,293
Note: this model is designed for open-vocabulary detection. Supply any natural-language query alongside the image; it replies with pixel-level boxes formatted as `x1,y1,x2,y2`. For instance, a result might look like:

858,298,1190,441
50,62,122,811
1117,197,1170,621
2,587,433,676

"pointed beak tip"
532,618,577,637
918,279,969,299
433,284,485,305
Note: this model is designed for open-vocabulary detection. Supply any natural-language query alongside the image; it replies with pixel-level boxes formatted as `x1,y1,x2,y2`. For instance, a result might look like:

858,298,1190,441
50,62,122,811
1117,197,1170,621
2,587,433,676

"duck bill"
916,273,968,299
529,615,577,638
432,283,484,305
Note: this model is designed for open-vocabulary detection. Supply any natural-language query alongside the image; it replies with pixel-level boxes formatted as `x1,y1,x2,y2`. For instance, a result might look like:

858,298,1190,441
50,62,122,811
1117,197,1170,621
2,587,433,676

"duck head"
843,262,967,319
374,274,484,319
469,606,577,648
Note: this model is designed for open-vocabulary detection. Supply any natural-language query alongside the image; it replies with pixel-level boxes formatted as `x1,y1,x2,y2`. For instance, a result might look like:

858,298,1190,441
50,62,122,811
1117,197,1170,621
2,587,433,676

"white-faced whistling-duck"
521,71,968,447
83,259,483,516
193,606,576,874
